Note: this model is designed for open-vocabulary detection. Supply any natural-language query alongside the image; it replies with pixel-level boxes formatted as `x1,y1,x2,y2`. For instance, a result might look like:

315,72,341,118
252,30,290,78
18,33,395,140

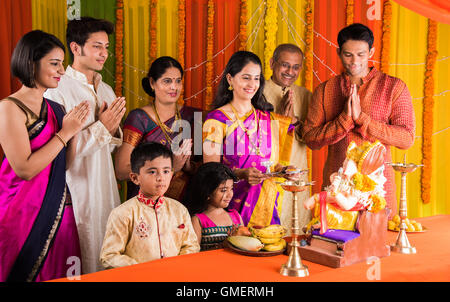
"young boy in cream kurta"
100,142,199,268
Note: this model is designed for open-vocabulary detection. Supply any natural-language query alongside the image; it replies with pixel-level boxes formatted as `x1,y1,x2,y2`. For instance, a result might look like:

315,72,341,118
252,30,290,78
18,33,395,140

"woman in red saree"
0,30,89,282
115,56,201,201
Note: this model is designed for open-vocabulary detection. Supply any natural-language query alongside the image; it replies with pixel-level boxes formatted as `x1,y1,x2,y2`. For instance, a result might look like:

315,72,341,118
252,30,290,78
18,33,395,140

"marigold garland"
263,0,278,79
421,19,438,204
303,0,314,92
346,0,354,26
178,0,186,106
304,0,314,193
205,0,215,110
149,0,158,65
114,0,124,97
380,0,392,74
239,0,248,51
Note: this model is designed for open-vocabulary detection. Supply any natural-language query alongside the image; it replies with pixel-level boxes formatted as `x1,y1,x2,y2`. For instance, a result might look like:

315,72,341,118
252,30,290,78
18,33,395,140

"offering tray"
223,240,286,257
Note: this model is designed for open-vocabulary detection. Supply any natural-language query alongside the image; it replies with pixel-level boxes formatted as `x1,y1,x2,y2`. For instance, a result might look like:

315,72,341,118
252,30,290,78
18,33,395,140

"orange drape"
392,0,450,24
184,0,241,110
0,0,32,99
0,0,32,160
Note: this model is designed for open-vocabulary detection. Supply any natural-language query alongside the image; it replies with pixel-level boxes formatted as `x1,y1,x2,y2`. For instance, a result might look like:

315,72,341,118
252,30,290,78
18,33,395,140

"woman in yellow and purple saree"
203,51,297,227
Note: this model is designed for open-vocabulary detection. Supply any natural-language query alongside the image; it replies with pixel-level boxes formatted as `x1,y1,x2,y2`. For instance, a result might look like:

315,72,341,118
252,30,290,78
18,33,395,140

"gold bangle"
55,133,67,148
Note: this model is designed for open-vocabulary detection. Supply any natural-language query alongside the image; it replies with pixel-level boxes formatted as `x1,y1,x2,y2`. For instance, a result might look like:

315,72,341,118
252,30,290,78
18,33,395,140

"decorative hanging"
149,0,158,65
114,0,124,97
239,0,248,51
380,0,392,74
263,0,278,79
304,0,314,92
205,0,215,110
421,19,438,204
178,0,186,106
346,0,354,25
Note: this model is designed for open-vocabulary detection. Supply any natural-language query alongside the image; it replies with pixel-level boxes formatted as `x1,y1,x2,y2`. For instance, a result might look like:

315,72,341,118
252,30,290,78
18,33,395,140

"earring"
228,85,233,91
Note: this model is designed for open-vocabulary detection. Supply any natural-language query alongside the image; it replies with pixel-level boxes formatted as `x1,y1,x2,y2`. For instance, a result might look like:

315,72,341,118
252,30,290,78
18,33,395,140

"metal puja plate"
223,240,286,257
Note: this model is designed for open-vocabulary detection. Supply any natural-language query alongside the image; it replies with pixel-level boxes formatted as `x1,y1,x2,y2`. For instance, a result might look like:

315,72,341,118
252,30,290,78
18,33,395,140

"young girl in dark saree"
0,30,89,282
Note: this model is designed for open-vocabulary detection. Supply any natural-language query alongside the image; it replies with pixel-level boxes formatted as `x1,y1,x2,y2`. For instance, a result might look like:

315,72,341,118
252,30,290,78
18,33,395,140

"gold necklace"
229,103,262,156
152,101,181,145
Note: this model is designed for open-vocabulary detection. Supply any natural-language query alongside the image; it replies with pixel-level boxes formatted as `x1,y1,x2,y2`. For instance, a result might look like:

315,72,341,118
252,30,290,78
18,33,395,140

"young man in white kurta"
263,44,312,233
44,17,125,274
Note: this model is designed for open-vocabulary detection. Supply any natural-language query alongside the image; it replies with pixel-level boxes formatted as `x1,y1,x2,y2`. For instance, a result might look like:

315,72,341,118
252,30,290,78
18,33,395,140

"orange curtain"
0,0,32,99
184,0,241,110
0,0,32,161
392,0,450,24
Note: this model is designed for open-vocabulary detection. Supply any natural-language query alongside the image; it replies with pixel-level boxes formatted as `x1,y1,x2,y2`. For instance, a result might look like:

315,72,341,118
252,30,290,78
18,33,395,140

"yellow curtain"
31,0,69,64
157,0,178,58
390,2,450,218
123,0,151,115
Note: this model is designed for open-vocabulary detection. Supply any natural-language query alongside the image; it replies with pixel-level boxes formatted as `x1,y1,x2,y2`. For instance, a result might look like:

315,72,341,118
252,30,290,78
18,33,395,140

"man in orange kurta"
302,23,415,218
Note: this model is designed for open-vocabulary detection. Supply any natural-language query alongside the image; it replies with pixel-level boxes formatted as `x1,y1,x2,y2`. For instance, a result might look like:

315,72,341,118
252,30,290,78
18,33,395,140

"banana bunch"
249,224,287,251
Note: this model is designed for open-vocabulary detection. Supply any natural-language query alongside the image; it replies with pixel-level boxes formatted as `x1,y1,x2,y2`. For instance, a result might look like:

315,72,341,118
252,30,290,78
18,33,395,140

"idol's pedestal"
292,209,391,268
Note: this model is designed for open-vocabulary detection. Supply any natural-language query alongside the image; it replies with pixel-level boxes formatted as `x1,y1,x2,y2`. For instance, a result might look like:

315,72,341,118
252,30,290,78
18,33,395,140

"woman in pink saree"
203,51,300,227
0,30,89,282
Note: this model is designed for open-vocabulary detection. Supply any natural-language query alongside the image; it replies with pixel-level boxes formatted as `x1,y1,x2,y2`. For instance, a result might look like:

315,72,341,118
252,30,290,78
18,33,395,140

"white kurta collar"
65,65,103,92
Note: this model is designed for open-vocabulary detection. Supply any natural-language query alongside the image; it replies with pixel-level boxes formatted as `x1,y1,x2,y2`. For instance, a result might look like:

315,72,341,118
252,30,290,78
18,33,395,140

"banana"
227,236,264,252
262,239,286,251
250,224,287,239
258,236,282,244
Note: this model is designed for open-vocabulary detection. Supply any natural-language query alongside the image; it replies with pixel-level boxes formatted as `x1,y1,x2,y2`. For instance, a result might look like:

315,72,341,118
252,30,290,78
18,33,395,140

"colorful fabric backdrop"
1,0,449,219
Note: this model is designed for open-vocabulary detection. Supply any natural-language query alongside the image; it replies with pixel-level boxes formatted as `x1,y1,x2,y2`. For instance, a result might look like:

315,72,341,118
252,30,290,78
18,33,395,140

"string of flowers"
303,0,314,92
421,19,438,204
178,0,186,106
205,0,215,110
239,0,248,51
263,0,278,79
304,0,314,191
380,0,392,74
346,0,354,26
114,0,124,97
149,0,158,65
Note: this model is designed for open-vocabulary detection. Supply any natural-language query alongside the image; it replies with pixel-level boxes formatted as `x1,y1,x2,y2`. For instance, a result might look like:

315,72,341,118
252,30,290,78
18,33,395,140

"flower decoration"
304,0,314,92
239,0,248,51
346,0,354,26
178,0,186,106
149,0,158,65
263,0,278,80
205,0,215,110
380,0,392,74
114,0,124,97
422,19,438,204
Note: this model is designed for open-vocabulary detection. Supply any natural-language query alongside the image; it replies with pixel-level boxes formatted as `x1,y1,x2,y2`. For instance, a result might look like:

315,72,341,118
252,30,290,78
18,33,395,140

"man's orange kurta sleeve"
354,81,415,150
302,82,355,150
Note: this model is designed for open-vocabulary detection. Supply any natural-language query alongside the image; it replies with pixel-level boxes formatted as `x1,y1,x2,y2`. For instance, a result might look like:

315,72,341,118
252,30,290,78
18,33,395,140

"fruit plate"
223,240,286,257
387,226,427,233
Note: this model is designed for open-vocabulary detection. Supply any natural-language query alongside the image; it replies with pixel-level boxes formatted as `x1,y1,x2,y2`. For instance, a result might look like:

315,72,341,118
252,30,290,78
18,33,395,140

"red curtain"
0,0,31,160
184,0,240,110
0,0,32,99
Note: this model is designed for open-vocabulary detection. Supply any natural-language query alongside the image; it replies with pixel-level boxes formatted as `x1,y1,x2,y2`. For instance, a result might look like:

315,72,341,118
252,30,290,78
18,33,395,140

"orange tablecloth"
52,215,450,282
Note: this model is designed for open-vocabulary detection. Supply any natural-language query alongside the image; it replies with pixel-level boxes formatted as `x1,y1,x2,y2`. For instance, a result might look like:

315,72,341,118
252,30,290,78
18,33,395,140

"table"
51,215,450,282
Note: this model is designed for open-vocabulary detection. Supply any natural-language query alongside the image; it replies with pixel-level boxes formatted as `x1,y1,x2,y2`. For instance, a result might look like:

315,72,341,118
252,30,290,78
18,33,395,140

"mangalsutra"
229,103,263,156
152,101,181,145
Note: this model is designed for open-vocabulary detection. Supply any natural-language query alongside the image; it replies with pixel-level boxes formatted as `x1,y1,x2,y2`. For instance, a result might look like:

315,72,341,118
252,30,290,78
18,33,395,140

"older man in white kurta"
263,44,312,233
44,65,123,274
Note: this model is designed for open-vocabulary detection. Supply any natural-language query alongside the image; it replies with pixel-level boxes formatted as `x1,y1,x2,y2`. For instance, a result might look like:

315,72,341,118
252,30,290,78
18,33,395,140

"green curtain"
80,0,117,89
